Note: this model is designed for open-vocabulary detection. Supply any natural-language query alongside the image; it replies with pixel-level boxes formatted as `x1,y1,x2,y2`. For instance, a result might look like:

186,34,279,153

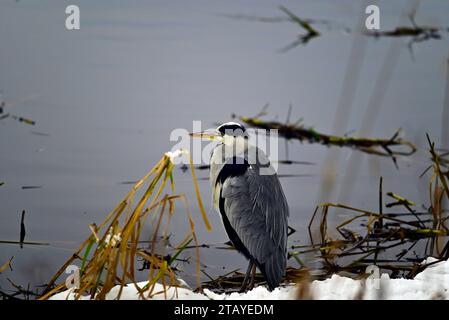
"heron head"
189,122,248,143
216,122,247,137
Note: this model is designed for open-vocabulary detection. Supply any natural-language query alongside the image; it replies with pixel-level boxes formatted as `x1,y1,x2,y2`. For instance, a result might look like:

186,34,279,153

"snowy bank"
50,258,449,300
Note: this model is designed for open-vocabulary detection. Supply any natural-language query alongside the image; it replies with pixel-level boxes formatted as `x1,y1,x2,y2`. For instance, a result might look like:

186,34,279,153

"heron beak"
189,131,223,142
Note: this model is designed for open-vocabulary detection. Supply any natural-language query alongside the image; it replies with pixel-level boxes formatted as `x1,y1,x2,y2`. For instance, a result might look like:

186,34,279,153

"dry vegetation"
39,151,211,300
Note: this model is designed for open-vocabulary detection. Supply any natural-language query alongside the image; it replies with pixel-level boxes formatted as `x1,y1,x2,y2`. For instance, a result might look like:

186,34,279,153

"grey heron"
190,122,289,291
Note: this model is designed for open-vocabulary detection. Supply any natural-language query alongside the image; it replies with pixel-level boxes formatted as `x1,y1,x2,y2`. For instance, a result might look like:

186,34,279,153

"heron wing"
218,162,289,288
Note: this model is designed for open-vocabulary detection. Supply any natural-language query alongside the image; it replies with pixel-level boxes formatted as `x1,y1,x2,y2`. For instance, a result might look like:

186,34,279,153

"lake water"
1,0,448,295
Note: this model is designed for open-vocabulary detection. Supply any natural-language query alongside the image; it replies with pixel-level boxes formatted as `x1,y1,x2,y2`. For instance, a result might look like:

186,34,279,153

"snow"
165,149,188,162
50,282,209,300
50,258,449,300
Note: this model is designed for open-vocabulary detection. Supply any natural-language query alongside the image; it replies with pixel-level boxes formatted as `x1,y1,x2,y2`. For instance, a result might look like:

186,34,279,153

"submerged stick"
19,210,26,249
236,112,416,161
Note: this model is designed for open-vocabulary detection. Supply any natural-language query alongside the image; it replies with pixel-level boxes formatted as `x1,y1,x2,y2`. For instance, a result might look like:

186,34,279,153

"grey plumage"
209,124,289,290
